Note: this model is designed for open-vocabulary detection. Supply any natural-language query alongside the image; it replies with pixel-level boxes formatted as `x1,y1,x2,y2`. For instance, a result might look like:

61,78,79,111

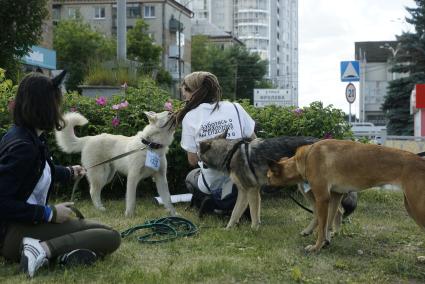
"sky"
298,0,415,117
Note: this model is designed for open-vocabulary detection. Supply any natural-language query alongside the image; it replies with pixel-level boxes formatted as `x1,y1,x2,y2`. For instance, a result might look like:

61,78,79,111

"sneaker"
58,249,97,267
198,196,215,218
20,237,48,278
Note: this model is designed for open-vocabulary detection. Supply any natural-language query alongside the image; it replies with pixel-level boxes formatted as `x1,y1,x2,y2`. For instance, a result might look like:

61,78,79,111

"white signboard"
253,89,294,107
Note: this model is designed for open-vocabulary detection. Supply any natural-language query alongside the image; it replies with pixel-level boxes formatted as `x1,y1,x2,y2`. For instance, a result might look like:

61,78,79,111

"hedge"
0,71,352,198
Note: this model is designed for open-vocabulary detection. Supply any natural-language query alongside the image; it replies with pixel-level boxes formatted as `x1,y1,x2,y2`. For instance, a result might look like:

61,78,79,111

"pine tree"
383,0,425,135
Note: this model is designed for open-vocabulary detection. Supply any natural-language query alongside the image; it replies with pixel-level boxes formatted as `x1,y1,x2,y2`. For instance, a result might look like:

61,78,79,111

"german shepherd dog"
267,139,425,253
55,111,176,217
199,135,357,230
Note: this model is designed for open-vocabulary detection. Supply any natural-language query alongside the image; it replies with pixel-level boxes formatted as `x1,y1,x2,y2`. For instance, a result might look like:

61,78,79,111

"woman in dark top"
0,71,121,278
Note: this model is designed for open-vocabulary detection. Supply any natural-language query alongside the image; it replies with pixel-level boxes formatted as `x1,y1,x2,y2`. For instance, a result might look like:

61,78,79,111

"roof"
192,20,243,45
355,41,399,62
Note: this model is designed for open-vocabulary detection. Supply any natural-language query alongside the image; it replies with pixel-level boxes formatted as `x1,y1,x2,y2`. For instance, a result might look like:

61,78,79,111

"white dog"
55,111,176,217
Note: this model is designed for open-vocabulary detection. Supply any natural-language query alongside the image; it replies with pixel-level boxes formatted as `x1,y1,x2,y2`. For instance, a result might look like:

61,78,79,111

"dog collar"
224,140,246,171
141,138,163,149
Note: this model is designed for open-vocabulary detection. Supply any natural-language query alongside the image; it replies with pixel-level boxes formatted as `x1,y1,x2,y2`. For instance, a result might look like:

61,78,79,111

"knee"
107,229,121,254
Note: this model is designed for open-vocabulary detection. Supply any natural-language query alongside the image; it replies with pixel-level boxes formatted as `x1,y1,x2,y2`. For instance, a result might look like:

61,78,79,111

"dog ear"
52,70,67,88
199,141,212,154
144,111,157,123
267,160,282,177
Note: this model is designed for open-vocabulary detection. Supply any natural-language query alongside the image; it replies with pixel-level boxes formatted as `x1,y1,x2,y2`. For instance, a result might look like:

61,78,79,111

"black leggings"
1,219,121,262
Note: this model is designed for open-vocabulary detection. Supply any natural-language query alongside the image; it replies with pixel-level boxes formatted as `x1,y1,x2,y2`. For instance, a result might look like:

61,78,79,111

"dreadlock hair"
168,72,222,129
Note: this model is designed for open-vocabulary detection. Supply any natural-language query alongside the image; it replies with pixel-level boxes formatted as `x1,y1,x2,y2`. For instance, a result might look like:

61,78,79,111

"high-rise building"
183,0,298,105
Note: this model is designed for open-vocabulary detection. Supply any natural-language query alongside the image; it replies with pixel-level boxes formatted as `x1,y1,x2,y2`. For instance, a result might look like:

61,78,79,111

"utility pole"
117,0,127,61
177,0,194,100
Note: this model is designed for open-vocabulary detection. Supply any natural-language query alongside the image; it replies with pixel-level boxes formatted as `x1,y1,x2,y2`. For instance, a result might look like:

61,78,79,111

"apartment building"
52,0,193,82
184,0,299,105
355,41,405,126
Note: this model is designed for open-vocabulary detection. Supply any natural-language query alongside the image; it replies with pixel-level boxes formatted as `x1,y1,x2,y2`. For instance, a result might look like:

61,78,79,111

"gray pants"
1,219,121,262
185,168,203,194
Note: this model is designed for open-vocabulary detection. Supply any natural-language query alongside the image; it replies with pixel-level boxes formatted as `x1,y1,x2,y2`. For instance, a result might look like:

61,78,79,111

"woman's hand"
51,202,74,223
68,165,86,180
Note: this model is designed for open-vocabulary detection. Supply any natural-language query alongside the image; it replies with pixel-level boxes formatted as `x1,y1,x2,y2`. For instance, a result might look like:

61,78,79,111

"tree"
0,0,48,80
127,19,162,73
53,19,115,91
383,0,425,135
227,46,268,101
191,35,269,101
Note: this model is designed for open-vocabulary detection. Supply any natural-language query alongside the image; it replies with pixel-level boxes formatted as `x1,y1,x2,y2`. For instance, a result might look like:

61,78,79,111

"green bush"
0,71,351,197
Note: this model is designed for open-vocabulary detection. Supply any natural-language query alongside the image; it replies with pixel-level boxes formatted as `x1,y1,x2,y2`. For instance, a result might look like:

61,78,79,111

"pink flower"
70,107,77,112
120,101,129,108
293,108,303,116
112,100,129,110
96,96,107,106
164,100,173,111
323,132,333,139
112,116,120,127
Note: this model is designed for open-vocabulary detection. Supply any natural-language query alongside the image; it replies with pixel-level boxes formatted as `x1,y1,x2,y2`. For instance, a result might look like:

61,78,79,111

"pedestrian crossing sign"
340,61,360,82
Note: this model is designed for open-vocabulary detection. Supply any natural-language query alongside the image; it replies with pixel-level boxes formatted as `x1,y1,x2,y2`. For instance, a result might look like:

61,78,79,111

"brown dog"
267,139,425,253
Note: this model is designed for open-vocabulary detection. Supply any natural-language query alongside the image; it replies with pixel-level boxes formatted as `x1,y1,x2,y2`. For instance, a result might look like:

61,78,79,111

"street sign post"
345,83,356,123
340,61,360,82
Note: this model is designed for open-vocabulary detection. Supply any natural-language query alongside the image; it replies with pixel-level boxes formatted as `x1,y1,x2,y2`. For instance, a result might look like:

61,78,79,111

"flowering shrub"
0,73,352,196
240,100,352,140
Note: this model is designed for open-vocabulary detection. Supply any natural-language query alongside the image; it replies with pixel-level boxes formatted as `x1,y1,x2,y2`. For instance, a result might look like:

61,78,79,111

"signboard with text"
253,89,294,107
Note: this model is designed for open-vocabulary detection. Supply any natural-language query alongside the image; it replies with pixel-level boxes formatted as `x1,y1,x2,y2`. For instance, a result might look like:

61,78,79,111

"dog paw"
300,229,313,236
304,244,320,253
251,223,260,231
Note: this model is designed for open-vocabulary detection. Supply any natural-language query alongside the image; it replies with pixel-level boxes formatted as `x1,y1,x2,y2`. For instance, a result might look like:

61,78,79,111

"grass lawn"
1,189,424,283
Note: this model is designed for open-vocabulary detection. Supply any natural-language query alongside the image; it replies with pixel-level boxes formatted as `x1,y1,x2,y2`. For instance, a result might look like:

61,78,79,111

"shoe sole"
19,252,29,276
60,249,97,266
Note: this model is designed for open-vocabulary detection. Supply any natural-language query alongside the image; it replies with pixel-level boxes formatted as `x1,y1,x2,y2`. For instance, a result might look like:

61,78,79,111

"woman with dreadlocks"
172,71,256,217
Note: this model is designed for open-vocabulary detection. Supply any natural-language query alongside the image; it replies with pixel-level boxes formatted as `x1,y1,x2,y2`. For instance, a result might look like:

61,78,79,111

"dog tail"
55,112,89,153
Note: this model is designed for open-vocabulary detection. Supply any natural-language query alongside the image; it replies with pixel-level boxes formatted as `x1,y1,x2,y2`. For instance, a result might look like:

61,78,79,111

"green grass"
1,190,425,283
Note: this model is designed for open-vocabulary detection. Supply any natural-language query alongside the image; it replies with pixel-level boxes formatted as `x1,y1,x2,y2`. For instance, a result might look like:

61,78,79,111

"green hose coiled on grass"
120,216,198,243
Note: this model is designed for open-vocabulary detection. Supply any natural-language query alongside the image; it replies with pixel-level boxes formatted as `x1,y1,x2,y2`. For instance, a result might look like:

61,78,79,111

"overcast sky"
298,0,415,116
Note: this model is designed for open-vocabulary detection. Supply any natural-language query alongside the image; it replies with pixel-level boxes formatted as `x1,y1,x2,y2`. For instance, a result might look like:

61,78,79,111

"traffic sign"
345,83,356,103
340,61,360,82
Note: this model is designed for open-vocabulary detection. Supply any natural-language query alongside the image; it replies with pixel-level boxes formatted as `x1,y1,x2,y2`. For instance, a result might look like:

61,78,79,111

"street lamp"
379,42,401,80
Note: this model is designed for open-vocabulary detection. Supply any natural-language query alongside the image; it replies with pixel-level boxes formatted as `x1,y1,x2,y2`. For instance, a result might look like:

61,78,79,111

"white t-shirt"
181,101,255,194
27,162,51,206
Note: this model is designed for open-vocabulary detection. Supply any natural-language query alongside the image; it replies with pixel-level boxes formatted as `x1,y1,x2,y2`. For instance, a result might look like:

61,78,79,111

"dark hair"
13,73,65,131
168,73,222,128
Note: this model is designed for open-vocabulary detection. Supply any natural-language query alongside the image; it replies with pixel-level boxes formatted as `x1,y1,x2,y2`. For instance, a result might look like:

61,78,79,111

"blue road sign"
340,61,360,82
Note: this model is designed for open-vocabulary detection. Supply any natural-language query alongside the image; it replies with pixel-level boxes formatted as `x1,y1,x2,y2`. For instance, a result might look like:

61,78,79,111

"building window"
144,6,155,18
128,5,141,18
94,7,106,19
68,7,78,19
52,7,60,21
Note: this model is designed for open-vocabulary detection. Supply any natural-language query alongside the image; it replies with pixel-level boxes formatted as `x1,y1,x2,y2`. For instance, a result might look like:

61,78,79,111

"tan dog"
267,139,425,253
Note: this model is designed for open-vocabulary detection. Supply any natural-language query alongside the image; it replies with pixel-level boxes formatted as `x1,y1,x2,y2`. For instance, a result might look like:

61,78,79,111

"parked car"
351,122,386,145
